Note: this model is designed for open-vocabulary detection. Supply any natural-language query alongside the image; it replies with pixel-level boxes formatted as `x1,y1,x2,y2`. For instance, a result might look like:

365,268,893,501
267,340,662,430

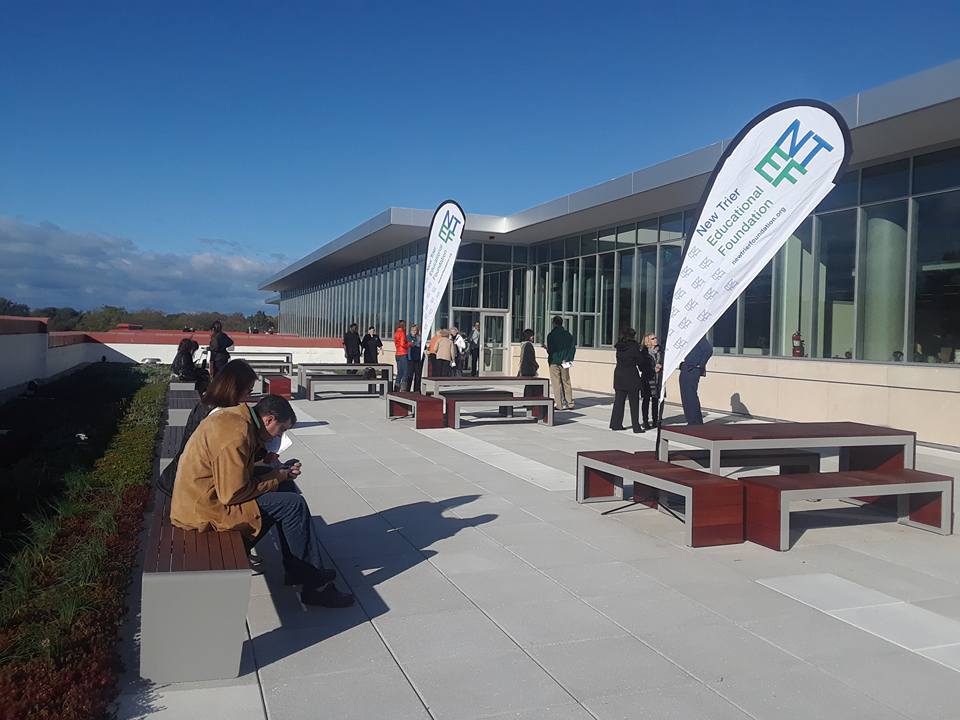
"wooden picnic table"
421,375,550,397
296,363,394,394
657,422,916,476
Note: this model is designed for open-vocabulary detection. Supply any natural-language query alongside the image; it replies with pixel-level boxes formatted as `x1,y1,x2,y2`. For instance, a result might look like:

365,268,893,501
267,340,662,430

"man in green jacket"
546,316,576,410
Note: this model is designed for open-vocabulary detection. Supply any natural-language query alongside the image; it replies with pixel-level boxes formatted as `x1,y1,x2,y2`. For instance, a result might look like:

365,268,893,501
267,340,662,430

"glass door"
480,313,508,375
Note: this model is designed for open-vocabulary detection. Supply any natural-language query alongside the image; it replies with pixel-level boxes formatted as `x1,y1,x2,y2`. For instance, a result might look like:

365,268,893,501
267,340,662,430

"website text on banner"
659,101,851,399
420,200,466,347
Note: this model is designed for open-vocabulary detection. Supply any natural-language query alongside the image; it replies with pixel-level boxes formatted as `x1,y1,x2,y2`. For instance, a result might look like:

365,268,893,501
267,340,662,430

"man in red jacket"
393,320,410,391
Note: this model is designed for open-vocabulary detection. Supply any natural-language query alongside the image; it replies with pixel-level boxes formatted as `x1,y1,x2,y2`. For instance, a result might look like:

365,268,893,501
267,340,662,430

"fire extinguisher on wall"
792,330,805,357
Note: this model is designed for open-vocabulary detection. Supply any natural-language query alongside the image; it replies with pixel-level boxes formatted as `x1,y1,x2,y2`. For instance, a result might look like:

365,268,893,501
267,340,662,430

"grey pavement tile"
817,647,960,719
709,664,910,720
671,576,816,623
919,643,960,672
246,588,369,636
447,567,574,609
373,607,519,664
543,561,665,598
428,541,533,576
475,704,594,720
531,635,692,700
584,682,752,720
262,663,430,720
342,556,475,619
791,545,960,602
758,572,901,611
742,604,905,663
354,484,435,511
504,539,612,570
478,521,578,547
832,602,960,650
913,595,960,623
252,620,393,684
114,683,265,720
641,615,803,683
484,597,626,647
403,651,576,720
584,587,721,637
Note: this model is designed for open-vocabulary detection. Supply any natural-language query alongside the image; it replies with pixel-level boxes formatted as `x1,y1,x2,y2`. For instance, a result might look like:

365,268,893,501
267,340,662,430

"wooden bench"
140,491,251,683
264,375,292,399
387,391,444,429
667,448,819,475
742,468,953,551
305,372,390,400
577,450,743,547
442,392,554,429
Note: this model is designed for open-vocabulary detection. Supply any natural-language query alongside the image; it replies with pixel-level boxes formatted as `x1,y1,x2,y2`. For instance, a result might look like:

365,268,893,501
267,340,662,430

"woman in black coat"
609,328,645,433
641,333,661,429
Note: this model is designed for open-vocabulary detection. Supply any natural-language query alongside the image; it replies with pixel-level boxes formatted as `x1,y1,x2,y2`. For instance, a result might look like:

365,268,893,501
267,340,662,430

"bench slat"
225,532,249,571
183,527,199,571
171,526,186,572
157,517,174,573
207,532,224,571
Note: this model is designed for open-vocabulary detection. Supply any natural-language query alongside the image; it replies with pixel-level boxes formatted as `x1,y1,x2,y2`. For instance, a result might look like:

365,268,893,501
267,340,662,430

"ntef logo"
437,210,462,244
755,118,834,187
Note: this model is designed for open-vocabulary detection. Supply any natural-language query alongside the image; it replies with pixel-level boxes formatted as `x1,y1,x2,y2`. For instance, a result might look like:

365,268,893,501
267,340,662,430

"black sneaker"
633,427,646,434
285,568,337,586
301,583,355,608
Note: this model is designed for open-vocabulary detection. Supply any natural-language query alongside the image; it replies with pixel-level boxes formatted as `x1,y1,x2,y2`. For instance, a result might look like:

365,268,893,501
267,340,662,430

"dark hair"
368,326,376,332
552,316,563,326
189,339,200,352
397,320,405,327
211,320,222,333
255,395,297,425
194,376,210,397
176,338,194,355
349,323,358,329
203,359,258,407
522,328,535,341
619,328,637,343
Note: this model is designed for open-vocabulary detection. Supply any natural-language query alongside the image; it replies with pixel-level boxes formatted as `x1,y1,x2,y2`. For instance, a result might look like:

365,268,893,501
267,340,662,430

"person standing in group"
360,326,383,393
393,320,410,391
426,330,442,378
546,316,576,410
518,328,541,406
450,326,467,376
642,333,662,430
434,328,455,377
406,324,423,392
343,323,361,368
609,328,645,433
208,320,234,377
470,321,481,376
680,336,713,425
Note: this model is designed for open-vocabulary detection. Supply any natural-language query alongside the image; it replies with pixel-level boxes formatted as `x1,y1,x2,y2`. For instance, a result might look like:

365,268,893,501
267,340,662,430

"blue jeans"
395,355,409,390
254,481,327,586
679,368,704,425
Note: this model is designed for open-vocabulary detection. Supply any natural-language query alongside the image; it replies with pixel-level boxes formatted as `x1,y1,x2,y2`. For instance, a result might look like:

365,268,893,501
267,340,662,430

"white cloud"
0,216,289,313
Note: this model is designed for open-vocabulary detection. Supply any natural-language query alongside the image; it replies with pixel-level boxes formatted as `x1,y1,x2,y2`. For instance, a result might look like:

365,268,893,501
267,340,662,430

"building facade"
262,61,960,446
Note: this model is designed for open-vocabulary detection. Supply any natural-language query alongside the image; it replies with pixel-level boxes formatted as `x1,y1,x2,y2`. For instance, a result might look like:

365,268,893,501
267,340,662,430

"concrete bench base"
444,394,554,429
387,392,444,429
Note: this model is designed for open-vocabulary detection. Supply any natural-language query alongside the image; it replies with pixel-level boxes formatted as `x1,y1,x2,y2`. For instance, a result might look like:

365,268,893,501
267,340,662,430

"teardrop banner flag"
659,100,851,399
420,200,466,350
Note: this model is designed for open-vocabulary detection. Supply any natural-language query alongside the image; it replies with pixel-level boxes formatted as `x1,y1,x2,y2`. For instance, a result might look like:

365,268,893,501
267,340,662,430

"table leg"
657,438,669,462
841,444,906,510
744,483,784,551
709,449,722,476
578,461,622,503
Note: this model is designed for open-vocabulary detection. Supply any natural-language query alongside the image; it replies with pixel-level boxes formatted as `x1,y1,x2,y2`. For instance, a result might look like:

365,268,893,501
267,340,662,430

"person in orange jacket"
393,320,410,391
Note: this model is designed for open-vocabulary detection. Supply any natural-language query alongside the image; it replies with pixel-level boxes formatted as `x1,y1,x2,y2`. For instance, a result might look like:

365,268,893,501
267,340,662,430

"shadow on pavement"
249,496,495,671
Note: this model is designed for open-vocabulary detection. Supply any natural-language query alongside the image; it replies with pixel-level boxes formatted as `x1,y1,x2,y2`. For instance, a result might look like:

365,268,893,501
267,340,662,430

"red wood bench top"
740,468,950,492
388,391,442,402
578,450,739,488
441,391,518,400
144,491,249,573
662,422,914,441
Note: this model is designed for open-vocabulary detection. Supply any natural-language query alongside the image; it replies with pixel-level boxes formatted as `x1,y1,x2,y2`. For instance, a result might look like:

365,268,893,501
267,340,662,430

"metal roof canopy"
261,60,960,293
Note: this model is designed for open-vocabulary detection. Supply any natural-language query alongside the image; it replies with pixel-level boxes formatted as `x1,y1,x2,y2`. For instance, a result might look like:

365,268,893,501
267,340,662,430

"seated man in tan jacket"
171,394,353,607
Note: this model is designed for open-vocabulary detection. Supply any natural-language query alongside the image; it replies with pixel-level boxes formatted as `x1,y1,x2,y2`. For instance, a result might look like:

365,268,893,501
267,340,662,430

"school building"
260,60,960,447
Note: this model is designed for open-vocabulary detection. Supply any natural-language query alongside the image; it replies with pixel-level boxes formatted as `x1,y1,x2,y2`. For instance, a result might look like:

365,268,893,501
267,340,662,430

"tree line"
0,297,277,333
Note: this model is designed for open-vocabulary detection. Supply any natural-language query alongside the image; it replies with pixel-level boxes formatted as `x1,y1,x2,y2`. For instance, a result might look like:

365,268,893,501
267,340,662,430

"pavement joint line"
759,573,960,676
245,619,271,720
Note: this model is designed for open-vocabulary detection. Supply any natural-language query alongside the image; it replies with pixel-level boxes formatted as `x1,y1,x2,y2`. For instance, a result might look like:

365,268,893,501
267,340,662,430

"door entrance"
481,313,508,375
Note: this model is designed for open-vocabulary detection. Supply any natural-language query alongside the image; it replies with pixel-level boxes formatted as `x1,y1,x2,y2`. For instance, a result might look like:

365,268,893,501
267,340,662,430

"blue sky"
1,1,958,312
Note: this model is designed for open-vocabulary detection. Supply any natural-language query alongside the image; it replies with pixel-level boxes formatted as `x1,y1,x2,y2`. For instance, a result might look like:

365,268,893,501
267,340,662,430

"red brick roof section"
0,316,48,334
